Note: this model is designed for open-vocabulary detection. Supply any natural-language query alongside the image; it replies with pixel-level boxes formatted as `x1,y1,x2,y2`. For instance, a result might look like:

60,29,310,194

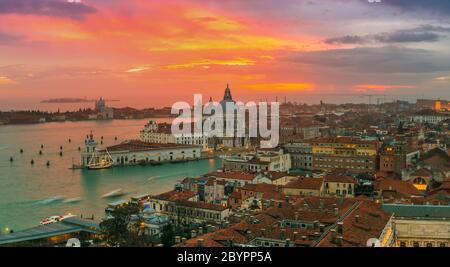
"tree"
161,223,175,247
100,205,141,247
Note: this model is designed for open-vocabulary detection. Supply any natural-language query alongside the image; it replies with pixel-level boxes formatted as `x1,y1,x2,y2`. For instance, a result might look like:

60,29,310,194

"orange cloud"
126,66,151,73
242,83,315,92
0,76,15,85
354,84,416,92
165,58,256,69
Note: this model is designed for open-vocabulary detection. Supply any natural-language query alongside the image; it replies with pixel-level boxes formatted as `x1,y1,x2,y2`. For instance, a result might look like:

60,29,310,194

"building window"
413,242,420,247
400,242,406,247
426,243,433,248
440,243,447,247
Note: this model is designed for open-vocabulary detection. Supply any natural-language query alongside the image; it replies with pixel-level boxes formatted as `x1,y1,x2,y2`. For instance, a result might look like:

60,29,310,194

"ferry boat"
40,214,76,226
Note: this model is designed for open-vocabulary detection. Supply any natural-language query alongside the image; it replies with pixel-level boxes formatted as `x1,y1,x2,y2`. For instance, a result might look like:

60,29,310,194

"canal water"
0,119,221,231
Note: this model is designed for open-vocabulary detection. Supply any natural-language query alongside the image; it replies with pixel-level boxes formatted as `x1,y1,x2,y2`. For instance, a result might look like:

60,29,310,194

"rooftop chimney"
294,212,299,221
355,215,360,223
191,230,197,238
319,224,325,233
175,236,181,244
198,227,204,235
336,236,343,246
334,207,339,215
261,228,266,237
331,229,337,243
285,238,291,247
314,220,320,229
197,239,205,247
293,231,298,240
280,229,287,240
337,222,343,234
181,237,187,244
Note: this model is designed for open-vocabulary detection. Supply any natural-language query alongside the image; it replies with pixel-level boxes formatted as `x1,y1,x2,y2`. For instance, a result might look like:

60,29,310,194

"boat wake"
63,197,83,204
33,196,64,206
101,189,127,198
147,176,160,181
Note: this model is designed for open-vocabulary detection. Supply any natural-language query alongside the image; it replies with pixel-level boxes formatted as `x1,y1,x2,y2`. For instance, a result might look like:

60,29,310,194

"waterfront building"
140,121,209,150
140,84,250,150
311,137,378,174
215,84,251,149
94,97,114,120
81,133,202,167
95,97,106,111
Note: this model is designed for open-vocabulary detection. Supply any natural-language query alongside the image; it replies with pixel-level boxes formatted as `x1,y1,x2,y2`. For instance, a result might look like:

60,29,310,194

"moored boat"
39,214,76,226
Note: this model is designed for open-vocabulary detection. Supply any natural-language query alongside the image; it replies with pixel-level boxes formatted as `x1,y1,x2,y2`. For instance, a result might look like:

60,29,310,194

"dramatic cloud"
382,0,450,16
0,0,449,105
325,26,446,45
0,0,97,20
165,58,256,69
242,83,315,92
287,46,450,74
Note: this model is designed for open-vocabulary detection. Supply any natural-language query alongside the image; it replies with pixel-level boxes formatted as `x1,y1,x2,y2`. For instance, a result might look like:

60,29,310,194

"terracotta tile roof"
312,137,378,146
177,228,248,247
153,190,197,202
240,183,279,193
176,197,387,247
207,171,257,181
324,175,357,184
229,191,242,200
419,152,450,173
317,201,392,247
262,171,292,180
284,177,324,191
374,178,423,199
410,168,433,177
428,178,450,197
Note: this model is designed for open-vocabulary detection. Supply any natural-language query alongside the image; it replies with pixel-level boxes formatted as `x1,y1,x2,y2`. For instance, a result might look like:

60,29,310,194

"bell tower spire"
223,83,233,101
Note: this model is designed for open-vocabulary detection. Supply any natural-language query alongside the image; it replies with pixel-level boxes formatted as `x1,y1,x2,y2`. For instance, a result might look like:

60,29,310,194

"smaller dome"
143,207,156,214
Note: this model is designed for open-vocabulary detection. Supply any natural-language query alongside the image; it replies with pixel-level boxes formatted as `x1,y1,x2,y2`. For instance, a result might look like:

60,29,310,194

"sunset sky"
0,0,450,110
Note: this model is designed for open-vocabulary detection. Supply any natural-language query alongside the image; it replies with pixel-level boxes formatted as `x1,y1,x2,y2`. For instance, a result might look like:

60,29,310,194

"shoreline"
0,116,176,126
